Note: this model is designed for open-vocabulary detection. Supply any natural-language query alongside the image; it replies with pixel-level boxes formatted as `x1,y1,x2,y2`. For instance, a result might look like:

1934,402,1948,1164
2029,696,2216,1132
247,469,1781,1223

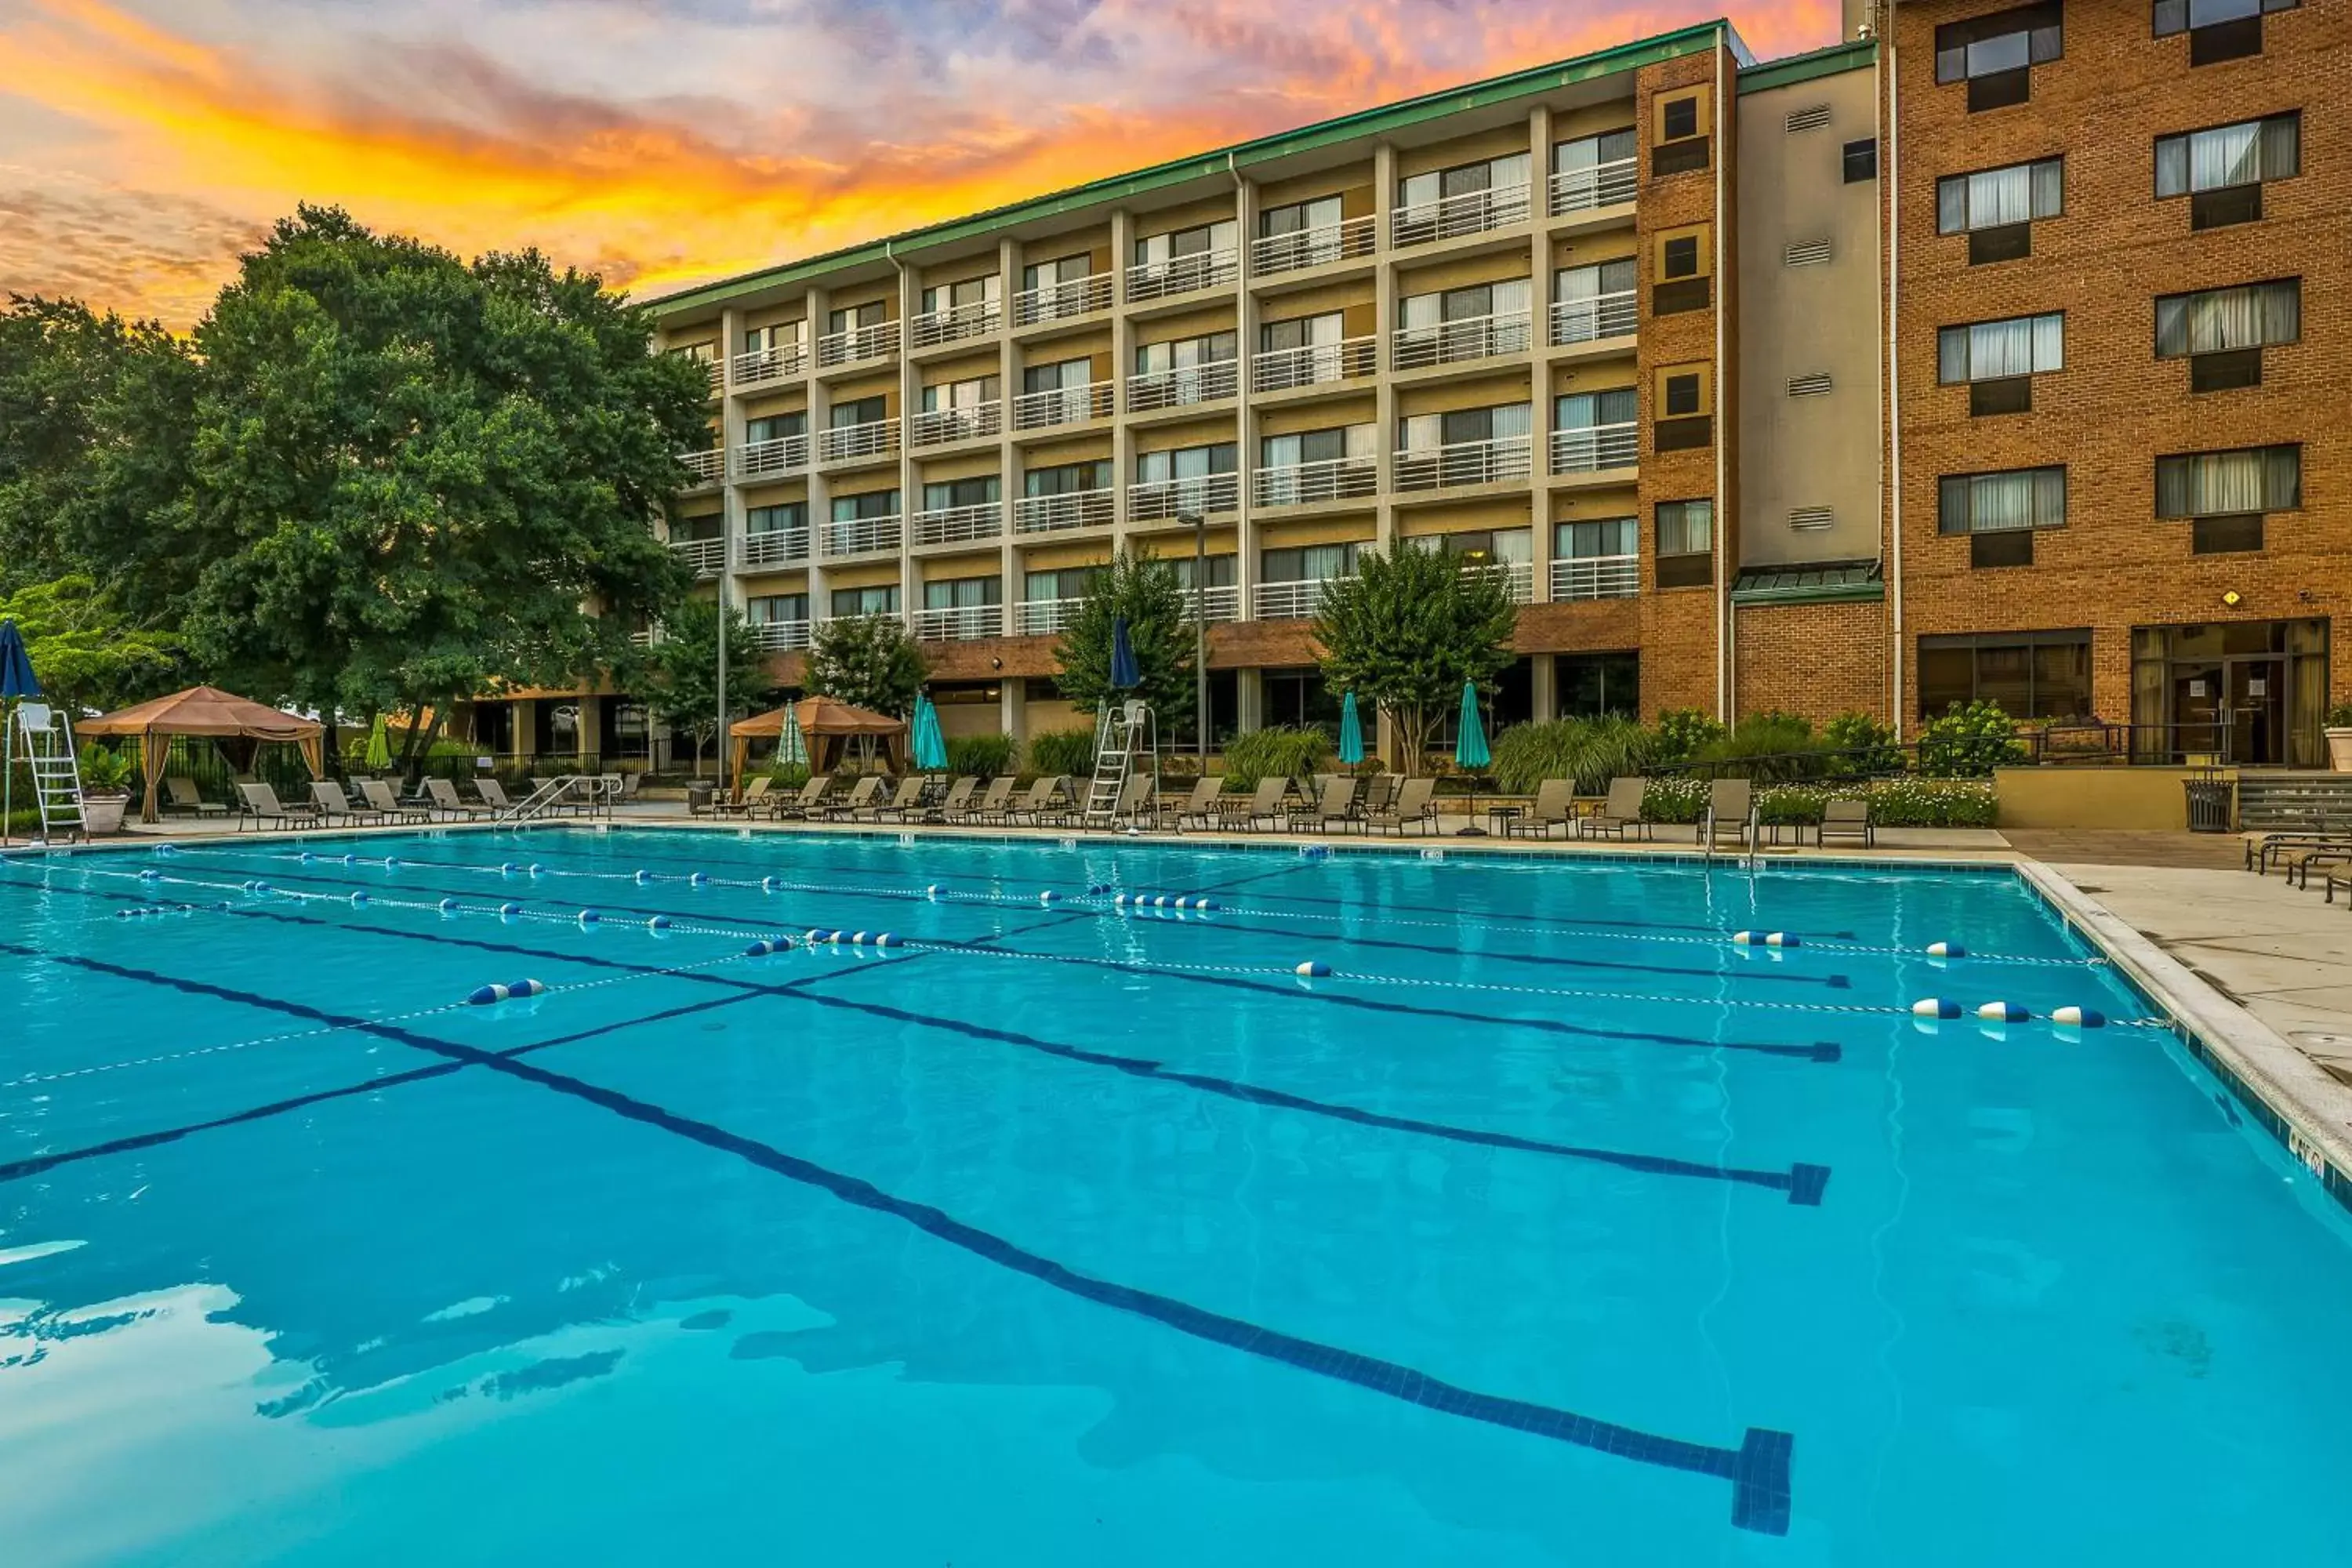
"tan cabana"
730,696,906,790
82,686,325,823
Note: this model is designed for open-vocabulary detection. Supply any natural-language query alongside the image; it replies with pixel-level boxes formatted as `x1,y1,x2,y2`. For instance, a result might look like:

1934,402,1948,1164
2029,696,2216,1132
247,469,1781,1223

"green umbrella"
1337,691,1364,767
1453,680,1490,769
777,703,807,768
362,714,392,771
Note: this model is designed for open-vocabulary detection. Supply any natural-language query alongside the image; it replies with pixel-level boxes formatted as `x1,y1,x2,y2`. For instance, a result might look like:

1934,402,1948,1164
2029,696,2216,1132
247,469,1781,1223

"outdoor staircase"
14,702,86,843
1083,701,1152,827
2236,771,2352,830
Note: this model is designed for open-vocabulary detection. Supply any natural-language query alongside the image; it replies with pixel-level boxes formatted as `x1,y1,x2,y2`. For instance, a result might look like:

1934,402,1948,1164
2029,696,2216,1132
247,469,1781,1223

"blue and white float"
466,977,548,1007
1926,940,1966,959
2050,1004,2105,1028
1911,997,1963,1019
1976,1000,2031,1023
1295,960,1333,978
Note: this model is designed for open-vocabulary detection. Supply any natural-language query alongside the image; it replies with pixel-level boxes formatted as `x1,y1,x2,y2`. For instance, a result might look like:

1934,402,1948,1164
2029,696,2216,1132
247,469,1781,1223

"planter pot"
83,794,129,836
2329,728,2352,773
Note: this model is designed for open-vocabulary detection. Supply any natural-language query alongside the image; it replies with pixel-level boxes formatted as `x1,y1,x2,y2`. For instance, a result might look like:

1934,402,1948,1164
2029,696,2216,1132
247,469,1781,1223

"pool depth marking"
0,935,1798,1534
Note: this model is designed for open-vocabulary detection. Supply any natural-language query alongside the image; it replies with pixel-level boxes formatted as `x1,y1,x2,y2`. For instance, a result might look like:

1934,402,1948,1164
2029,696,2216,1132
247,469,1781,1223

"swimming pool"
2,826,2349,1565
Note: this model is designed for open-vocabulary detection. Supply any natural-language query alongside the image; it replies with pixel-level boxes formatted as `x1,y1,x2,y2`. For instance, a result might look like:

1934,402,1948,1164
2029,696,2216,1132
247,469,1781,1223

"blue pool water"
2,827,2350,1565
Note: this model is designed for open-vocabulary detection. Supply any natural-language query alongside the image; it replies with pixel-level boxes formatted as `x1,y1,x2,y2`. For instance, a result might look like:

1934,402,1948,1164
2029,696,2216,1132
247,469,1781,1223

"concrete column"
1235,667,1264,734
1530,654,1558,724
1526,105,1553,610
804,284,833,626
1000,677,1028,743
576,694,604,768
1232,170,1258,626
895,256,919,636
1372,140,1399,552
998,235,1020,641
1109,208,1134,548
510,699,536,761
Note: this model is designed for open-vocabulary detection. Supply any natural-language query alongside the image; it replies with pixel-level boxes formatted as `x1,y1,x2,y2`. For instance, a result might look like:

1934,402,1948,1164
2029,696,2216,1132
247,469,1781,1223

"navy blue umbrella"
1109,613,1141,690
0,619,40,848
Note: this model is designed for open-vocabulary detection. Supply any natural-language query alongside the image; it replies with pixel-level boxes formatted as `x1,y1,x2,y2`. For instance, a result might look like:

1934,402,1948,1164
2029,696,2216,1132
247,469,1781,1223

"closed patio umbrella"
913,692,948,771
363,714,392,772
1454,679,1490,837
0,619,39,848
1338,691,1364,768
1109,614,1141,691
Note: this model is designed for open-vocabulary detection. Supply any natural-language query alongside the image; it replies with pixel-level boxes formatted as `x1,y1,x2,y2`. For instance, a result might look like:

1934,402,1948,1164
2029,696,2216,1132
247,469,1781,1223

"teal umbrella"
1453,680,1490,769
1337,691,1364,767
912,692,948,771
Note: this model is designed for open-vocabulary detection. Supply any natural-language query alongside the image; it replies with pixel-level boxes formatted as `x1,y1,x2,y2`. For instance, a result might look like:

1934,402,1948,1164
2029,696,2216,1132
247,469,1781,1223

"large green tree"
641,597,767,777
99,206,709,771
807,613,926,718
0,575,184,712
1052,550,1196,730
1312,545,1517,773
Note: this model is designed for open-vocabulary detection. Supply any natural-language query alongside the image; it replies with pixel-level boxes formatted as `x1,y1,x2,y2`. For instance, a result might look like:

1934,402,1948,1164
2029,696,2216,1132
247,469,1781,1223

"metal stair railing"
499,773,593,823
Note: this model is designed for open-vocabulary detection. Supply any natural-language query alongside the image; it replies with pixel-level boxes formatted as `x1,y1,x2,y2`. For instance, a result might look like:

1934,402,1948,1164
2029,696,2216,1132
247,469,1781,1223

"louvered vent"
1784,103,1831,133
1789,506,1835,532
1784,238,1833,266
1787,372,1833,397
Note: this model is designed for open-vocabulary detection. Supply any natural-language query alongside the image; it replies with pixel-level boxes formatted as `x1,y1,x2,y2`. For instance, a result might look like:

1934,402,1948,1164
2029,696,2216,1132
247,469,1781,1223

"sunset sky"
0,0,1838,327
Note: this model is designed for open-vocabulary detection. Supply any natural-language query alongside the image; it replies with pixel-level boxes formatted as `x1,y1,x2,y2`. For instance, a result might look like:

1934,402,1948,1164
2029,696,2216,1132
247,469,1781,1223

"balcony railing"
741,528,810,569
732,433,808,480
677,448,724,485
1251,337,1377,394
730,342,806,388
909,298,1001,348
1548,158,1639,216
1015,597,1087,637
1179,583,1243,623
1127,358,1238,412
817,319,898,367
1551,554,1640,601
912,603,1006,641
822,514,902,559
1392,182,1531,246
1392,310,1534,372
1550,422,1639,474
1011,271,1113,327
1125,247,1239,303
1392,434,1533,492
1128,470,1240,522
1249,216,1376,277
1254,577,1347,620
669,536,724,577
695,359,722,392
909,401,1001,448
818,418,899,464
1481,561,1537,604
1013,488,1114,535
1011,382,1112,430
1254,456,1377,508
1551,291,1639,347
746,619,812,652
910,502,1004,546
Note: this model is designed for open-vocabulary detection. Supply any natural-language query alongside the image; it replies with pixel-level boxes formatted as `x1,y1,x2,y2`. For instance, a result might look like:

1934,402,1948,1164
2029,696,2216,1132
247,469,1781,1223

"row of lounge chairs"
206,774,630,829
710,771,1451,835
2246,819,2352,904
1490,778,1874,847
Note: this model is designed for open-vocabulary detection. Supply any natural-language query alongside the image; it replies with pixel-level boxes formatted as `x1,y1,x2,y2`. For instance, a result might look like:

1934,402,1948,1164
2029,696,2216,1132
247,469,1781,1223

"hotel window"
1938,466,2067,568
1134,442,1237,482
1552,127,1639,208
1132,220,1238,288
1398,278,1533,361
1396,153,1532,238
920,274,998,315
922,476,999,512
827,299,887,333
919,375,999,432
2154,0,2298,64
1025,459,1110,497
1259,425,1374,505
1653,365,1711,452
923,575,1001,610
1397,402,1530,452
1258,194,1357,267
1558,517,1639,562
1651,225,1711,315
2157,113,2299,228
829,395,887,429
1843,138,1878,182
1936,2,2063,111
829,584,898,617
1937,312,2063,415
1558,652,1641,719
2155,278,2299,390
1134,331,1239,398
1405,528,1532,570
1918,630,2093,720
1936,158,2063,264
1261,543,1361,585
2156,445,2299,554
1553,258,1639,343
1655,499,1713,588
745,412,804,445
1024,565,1104,604
748,593,808,626
830,488,898,520
741,321,801,354
1652,90,1710,177
747,502,804,534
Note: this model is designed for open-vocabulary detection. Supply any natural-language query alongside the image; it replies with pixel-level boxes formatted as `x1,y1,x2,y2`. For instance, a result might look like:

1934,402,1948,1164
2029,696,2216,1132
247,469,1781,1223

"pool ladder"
11,702,87,844
1083,700,1157,829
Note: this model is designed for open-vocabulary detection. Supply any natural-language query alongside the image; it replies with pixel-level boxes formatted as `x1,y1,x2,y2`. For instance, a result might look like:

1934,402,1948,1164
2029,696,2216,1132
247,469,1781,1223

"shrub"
1917,700,2025,777
1023,727,1095,781
1489,717,1657,794
1221,725,1331,790
1693,711,1821,783
1820,710,1904,777
1866,777,1998,827
1641,776,1708,824
946,731,1018,779
1757,785,1829,826
1652,708,1726,767
2328,702,2352,729
77,742,135,793
764,760,811,789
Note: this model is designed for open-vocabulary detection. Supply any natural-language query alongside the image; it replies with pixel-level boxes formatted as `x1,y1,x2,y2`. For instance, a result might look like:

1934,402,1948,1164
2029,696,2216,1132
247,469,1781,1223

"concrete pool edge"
2017,860,2352,1219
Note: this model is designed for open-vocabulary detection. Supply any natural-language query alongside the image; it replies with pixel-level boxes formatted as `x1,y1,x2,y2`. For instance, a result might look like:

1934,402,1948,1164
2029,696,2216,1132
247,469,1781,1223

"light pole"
1185,510,1208,766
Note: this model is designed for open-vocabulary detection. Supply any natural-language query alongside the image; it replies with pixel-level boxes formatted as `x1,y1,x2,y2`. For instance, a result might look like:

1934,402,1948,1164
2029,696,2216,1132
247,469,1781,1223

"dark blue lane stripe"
5,879,1830,1199
0,936,1795,1534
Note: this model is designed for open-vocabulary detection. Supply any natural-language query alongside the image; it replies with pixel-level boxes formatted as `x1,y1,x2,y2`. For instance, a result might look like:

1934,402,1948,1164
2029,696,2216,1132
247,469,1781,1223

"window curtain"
1945,314,2059,380
1490,401,1533,441
1944,468,2063,532
2157,281,2299,356
2158,448,2297,516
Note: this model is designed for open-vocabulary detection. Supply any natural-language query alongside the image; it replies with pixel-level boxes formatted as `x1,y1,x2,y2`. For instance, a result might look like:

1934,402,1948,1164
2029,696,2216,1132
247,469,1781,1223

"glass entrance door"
2170,662,2225,760
2227,656,2287,765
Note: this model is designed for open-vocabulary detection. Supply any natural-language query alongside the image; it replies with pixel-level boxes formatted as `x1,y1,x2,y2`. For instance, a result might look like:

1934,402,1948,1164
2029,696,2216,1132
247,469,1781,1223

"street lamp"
1184,510,1208,766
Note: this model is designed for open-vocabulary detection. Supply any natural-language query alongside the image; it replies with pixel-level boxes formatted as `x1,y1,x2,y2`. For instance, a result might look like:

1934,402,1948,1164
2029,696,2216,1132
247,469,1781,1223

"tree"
641,597,766,777
1312,546,1516,774
0,575,184,712
1053,550,1195,730
96,206,708,774
807,614,925,718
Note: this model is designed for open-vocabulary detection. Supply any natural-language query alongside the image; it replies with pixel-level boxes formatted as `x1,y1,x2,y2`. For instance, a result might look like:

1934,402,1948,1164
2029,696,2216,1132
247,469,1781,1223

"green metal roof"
644,20,1736,318
1730,558,1885,605
1735,36,1877,95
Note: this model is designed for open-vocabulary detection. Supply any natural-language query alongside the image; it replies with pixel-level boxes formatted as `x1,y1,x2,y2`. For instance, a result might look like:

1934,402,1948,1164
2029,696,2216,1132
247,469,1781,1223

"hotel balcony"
740,527,811,569
912,603,1006,642
1484,561,1537,604
1127,470,1239,523
1011,272,1113,328
1550,291,1639,348
1179,583,1243,623
1251,338,1377,394
746,619,813,652
1013,488,1114,535
1392,310,1533,372
732,433,808,481
669,537,724,579
731,342,806,390
910,501,1004,547
909,401,1002,448
1254,576,1347,620
909,299,1001,349
1391,181,1530,247
818,418,900,465
677,448,724,487
1011,382,1113,431
1014,597,1087,637
1549,422,1639,475
1125,246,1239,304
1254,455,1377,509
1393,434,1533,493
1548,157,1638,217
1550,554,1640,601
1127,358,1237,415
816,319,899,368
1248,216,1375,278
821,514,902,561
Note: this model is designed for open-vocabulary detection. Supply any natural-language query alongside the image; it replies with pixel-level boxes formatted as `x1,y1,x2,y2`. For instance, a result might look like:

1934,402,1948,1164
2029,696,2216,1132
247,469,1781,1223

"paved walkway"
2002,828,2248,869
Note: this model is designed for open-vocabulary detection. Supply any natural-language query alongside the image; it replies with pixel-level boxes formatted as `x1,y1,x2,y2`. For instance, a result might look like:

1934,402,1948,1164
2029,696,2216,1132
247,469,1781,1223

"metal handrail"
1549,555,1640,601
910,502,1004,546
729,341,806,387
1254,456,1376,508
1549,422,1639,474
818,419,899,463
1126,248,1239,302
1391,182,1531,245
1392,435,1533,492
1249,215,1376,276
912,604,1005,641
1551,292,1639,347
909,401,1002,447
817,319,899,366
1011,272,1113,326
1392,310,1533,371
1013,489,1114,534
1011,382,1113,430
1129,470,1239,521
732,434,808,479
822,514,902,557
909,298,1001,347
1127,358,1239,412
742,528,811,568
1548,158,1639,215
1251,337,1378,393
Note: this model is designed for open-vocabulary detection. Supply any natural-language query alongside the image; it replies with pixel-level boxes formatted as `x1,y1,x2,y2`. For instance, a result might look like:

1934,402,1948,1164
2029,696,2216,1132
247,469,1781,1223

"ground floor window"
1917,630,2092,720
2129,617,2327,766
1556,652,1640,720
603,698,650,760
1429,657,1533,748
1165,670,1240,752
1262,666,1339,738
534,702,580,757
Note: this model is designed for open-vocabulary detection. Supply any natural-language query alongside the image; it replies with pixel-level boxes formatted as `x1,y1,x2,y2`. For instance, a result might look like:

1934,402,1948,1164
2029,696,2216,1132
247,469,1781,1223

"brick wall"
1733,598,1889,722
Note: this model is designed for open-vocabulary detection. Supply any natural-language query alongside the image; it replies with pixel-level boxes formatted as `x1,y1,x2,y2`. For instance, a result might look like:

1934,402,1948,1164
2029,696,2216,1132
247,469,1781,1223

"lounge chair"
2249,824,2352,875
310,780,387,826
822,776,886,821
357,778,434,826
1287,775,1360,834
1505,779,1576,840
1819,796,1874,848
237,781,321,831
925,776,978,823
953,777,1013,824
713,775,775,818
162,776,229,818
866,776,928,822
1579,777,1650,840
1086,772,1153,829
1359,773,1400,816
1220,778,1290,832
1704,779,1755,849
769,775,833,821
473,778,515,815
423,777,495,820
1160,776,1223,831
1364,776,1439,836
1005,775,1073,827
